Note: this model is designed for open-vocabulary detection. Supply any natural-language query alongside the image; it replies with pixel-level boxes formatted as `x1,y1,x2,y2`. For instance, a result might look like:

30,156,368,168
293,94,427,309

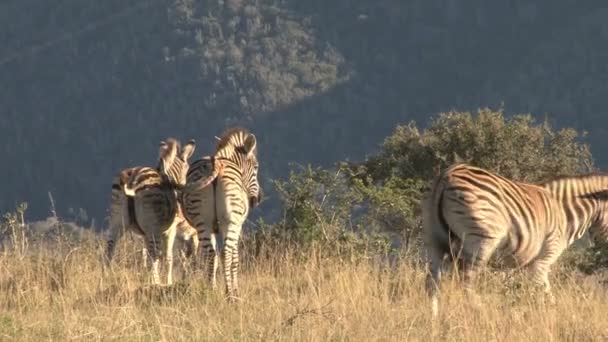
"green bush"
354,107,593,184
244,165,393,262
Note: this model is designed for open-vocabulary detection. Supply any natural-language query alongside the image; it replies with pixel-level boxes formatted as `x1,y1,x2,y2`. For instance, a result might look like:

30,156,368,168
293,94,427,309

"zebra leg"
190,235,200,265
105,229,121,269
220,228,240,301
221,223,242,301
201,229,219,289
527,242,564,304
460,236,501,305
529,264,555,304
425,244,446,318
185,235,200,273
183,237,193,258
222,241,237,301
164,225,177,286
107,189,131,270
104,224,125,268
147,234,162,285
230,245,240,298
141,247,148,268
106,215,128,269
178,242,189,274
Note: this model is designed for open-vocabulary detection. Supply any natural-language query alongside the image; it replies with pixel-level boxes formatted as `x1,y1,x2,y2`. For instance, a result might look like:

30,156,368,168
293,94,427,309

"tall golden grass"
1,232,608,341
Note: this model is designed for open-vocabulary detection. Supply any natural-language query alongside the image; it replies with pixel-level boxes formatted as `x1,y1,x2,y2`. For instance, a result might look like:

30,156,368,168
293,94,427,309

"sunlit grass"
1,234,608,341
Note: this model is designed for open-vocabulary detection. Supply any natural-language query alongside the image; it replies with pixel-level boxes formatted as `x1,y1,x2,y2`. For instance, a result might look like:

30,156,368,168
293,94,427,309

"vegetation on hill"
1,1,608,222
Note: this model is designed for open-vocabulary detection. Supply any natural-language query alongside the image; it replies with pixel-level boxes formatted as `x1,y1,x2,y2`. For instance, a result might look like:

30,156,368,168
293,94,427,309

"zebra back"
184,128,262,209
424,163,608,317
123,138,196,196
541,173,608,244
424,163,564,266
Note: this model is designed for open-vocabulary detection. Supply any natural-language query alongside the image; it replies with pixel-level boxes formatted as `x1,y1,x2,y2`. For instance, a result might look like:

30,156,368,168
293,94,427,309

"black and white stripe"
106,138,196,285
424,163,608,316
181,128,262,300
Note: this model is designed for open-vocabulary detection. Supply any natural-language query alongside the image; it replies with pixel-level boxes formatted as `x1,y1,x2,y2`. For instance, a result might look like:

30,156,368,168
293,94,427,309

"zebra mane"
164,138,181,150
542,172,608,201
580,190,608,201
540,172,608,185
215,127,256,156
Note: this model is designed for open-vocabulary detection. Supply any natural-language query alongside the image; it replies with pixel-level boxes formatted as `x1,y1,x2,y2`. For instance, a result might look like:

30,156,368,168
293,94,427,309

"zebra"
423,163,608,316
106,138,196,285
109,192,199,269
181,127,262,300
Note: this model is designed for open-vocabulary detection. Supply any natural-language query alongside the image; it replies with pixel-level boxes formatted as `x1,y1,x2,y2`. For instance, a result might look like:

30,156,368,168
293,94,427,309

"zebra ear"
159,141,168,158
182,139,196,160
243,134,257,156
158,139,177,173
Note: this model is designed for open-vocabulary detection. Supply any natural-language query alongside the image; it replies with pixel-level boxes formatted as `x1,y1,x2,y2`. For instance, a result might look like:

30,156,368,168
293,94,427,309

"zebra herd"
103,127,608,314
105,127,261,300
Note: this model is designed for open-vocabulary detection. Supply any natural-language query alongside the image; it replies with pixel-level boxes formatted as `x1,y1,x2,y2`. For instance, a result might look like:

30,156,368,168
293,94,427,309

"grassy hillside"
1,236,607,340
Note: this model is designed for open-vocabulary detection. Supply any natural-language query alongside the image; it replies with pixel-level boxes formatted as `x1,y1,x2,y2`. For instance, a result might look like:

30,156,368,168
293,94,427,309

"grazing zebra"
106,138,196,285
424,163,608,316
181,128,262,300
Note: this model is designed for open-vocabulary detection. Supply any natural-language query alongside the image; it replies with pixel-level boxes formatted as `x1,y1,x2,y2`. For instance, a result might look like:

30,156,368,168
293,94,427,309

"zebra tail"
123,183,136,197
423,170,452,255
185,158,223,191
118,169,136,197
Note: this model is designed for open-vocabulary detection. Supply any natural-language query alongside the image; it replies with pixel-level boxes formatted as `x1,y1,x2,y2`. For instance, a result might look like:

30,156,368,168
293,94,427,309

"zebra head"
216,128,262,208
158,138,196,189
242,134,262,208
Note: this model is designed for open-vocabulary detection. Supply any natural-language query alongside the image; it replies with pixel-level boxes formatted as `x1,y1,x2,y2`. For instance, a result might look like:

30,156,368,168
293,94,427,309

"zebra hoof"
431,297,439,318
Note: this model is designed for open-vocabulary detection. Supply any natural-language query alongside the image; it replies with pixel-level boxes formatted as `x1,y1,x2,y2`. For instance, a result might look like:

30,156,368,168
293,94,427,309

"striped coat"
424,163,608,316
181,128,262,300
106,138,196,285
108,179,198,268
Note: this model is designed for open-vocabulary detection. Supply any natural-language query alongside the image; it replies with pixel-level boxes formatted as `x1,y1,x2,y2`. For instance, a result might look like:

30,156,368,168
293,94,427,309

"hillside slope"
0,0,606,223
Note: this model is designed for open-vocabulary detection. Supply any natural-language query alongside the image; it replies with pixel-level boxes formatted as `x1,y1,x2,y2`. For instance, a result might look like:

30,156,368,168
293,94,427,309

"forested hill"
1,0,607,224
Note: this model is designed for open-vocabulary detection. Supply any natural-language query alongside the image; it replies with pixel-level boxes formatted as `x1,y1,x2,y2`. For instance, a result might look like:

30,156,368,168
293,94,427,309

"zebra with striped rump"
424,163,608,316
106,138,196,285
108,178,199,268
181,128,262,300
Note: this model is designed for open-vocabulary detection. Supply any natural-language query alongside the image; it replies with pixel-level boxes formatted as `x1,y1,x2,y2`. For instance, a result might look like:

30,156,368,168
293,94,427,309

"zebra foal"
106,138,196,285
424,163,608,316
181,127,262,300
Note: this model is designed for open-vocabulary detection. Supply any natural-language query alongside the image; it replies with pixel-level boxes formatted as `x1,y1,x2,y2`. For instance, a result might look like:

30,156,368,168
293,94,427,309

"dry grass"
1,236,608,341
